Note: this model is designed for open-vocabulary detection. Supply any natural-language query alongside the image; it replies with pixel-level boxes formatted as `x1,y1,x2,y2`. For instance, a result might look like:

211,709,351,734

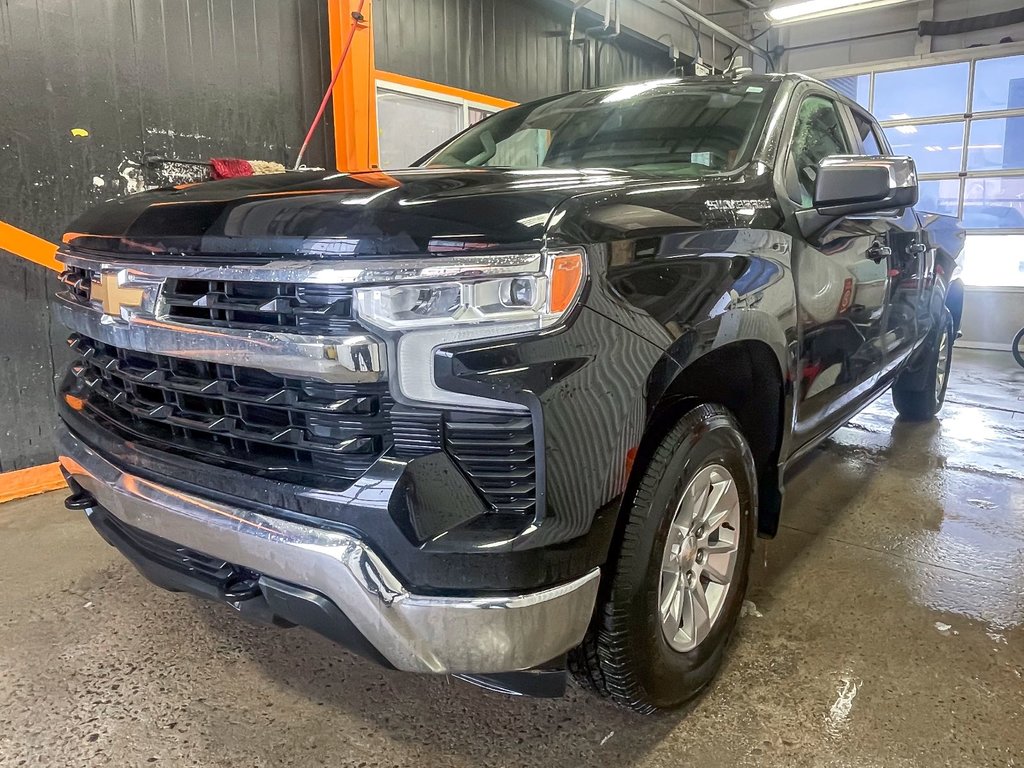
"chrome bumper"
56,426,599,674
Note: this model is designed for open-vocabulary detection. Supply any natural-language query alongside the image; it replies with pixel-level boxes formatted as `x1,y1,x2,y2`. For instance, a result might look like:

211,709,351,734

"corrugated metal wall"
0,0,331,472
374,0,671,103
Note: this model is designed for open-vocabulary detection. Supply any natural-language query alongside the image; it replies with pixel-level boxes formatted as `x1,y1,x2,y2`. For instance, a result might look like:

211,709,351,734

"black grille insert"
66,334,391,489
445,412,537,516
163,279,354,334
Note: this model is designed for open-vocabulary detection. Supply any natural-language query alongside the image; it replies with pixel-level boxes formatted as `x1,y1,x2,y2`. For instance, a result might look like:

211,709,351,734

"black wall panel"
374,0,672,103
0,0,331,471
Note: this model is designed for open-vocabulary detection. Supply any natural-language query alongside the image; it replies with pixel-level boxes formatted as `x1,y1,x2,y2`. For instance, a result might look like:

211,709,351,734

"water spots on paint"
825,672,861,738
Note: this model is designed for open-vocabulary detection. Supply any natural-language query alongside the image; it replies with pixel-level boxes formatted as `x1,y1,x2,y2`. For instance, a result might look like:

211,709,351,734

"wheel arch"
628,338,790,538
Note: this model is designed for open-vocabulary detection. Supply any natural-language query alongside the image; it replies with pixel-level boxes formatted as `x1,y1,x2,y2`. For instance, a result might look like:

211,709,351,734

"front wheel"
569,403,756,713
892,311,954,421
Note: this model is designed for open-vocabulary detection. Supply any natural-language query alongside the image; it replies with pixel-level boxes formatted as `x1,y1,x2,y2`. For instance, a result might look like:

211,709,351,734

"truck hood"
63,167,643,259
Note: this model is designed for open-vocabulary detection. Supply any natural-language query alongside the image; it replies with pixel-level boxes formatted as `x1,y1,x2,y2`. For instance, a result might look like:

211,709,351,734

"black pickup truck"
55,73,965,713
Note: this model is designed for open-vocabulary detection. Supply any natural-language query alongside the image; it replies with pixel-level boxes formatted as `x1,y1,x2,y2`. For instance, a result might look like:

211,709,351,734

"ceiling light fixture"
766,0,916,24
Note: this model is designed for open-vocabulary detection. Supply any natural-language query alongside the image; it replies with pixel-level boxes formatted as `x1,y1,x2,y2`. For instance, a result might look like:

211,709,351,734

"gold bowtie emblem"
92,272,145,316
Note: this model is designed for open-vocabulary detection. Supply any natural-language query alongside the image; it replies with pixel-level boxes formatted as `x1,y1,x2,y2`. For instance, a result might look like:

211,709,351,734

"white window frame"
809,42,1024,239
375,78,499,155
812,43,1024,291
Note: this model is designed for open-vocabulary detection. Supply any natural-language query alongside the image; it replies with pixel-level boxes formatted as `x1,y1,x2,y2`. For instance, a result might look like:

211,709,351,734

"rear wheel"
570,403,756,713
1013,327,1024,370
892,310,954,421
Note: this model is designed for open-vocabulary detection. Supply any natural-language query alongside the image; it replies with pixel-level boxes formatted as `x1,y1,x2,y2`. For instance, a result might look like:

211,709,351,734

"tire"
1013,327,1024,370
570,403,756,713
892,310,954,421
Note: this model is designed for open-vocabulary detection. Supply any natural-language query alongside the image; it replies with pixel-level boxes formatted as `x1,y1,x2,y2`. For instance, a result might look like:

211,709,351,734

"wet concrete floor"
1,348,1022,767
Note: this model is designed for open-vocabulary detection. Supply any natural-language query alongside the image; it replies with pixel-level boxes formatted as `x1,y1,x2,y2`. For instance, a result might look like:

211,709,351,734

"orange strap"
0,220,60,271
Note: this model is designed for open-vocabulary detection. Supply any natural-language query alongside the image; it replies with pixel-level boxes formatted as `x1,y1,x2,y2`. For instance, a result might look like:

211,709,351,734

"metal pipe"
660,0,773,68
567,0,594,90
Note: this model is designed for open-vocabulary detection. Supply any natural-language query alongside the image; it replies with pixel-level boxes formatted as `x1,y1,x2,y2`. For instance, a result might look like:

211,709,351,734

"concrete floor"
1,348,1022,768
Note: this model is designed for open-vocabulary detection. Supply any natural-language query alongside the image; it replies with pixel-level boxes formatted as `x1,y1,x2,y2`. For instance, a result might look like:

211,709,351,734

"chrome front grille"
56,252,539,513
58,265,93,303
66,334,391,489
163,279,355,334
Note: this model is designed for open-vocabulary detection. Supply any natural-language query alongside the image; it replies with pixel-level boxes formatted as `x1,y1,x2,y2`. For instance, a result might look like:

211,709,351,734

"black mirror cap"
813,155,919,217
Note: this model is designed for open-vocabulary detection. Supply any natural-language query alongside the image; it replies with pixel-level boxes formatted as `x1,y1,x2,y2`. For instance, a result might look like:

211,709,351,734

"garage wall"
0,0,333,472
373,0,675,104
775,0,1024,72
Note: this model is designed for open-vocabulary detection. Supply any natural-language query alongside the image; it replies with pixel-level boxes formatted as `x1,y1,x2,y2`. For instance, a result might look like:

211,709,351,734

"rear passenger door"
849,108,929,369
779,89,891,449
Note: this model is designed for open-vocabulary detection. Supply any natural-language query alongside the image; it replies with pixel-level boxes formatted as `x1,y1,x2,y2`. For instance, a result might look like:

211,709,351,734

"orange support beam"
0,463,66,505
0,220,60,271
327,0,379,172
375,71,518,111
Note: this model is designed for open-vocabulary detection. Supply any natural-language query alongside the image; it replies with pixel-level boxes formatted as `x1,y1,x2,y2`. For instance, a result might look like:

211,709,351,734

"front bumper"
57,425,600,676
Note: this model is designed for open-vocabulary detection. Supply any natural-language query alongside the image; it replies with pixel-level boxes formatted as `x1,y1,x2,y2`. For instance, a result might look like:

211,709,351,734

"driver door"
781,91,892,449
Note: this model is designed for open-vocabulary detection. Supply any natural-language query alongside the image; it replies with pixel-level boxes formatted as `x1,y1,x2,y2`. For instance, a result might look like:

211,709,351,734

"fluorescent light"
893,125,918,134
767,0,915,24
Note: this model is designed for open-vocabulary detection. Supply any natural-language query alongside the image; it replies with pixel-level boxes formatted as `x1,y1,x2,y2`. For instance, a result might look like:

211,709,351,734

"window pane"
825,75,869,107
468,107,494,126
377,89,462,168
852,112,883,154
790,96,853,205
960,233,1024,287
961,176,1024,230
972,55,1024,112
873,62,969,120
883,121,964,174
917,179,960,216
967,116,1024,171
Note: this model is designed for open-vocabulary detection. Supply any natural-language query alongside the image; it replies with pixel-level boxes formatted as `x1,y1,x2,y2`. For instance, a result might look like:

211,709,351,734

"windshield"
419,79,777,177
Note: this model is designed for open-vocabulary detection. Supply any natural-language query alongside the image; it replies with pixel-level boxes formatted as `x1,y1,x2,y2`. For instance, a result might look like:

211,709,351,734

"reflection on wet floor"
1,348,1022,767
773,348,1024,631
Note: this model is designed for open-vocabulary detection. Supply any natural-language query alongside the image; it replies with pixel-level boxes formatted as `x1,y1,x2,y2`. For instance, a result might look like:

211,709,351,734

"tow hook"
64,491,97,511
222,576,262,602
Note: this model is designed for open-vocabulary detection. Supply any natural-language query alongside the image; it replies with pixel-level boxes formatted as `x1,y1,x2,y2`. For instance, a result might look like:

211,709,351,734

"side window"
852,111,886,155
787,95,854,207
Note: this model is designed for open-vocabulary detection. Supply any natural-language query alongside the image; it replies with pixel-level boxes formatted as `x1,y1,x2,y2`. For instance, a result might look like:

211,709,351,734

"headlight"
354,250,585,410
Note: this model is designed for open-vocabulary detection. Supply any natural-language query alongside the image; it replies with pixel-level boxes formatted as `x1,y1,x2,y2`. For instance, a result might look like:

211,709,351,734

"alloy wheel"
659,464,741,653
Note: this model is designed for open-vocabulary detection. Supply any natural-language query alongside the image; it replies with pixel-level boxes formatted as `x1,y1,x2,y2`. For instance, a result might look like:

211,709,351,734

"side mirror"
797,155,919,240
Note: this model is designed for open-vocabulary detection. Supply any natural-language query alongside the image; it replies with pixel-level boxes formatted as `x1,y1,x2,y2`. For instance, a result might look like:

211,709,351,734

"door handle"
868,242,892,263
907,242,927,255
